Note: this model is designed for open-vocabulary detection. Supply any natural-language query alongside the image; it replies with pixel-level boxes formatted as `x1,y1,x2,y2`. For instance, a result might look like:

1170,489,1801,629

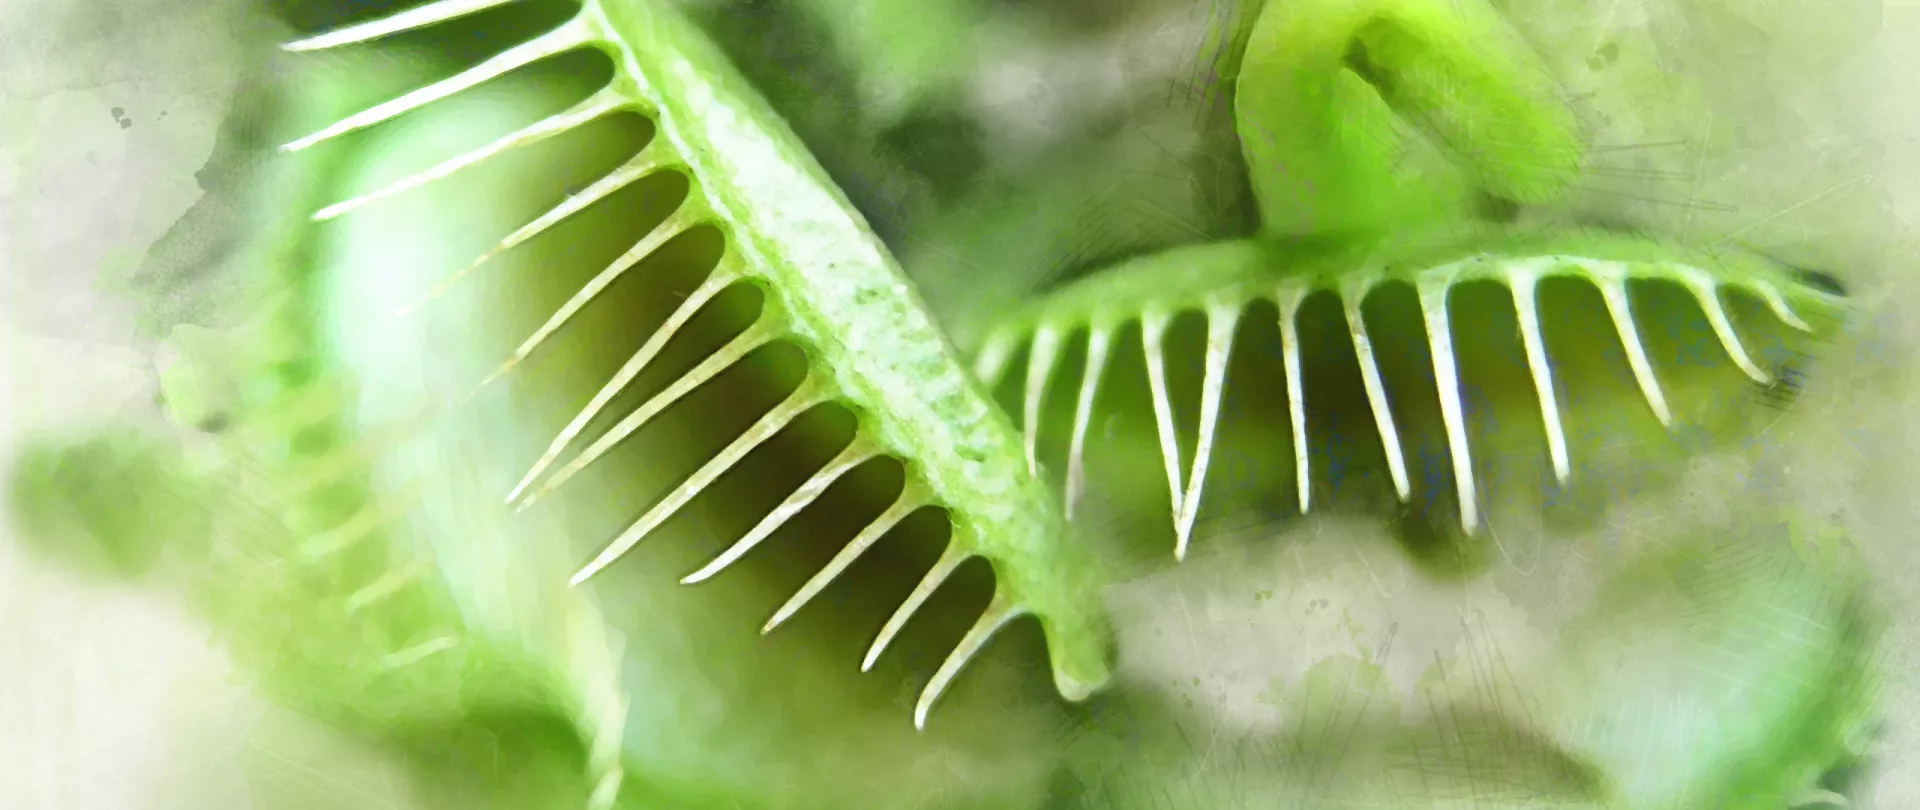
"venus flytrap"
977,225,1843,555
973,0,1848,554
8,6,1082,805
277,0,1112,731
4,0,1891,807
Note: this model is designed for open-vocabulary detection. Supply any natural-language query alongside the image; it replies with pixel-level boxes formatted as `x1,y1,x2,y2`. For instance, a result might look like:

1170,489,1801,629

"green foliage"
3,0,1890,808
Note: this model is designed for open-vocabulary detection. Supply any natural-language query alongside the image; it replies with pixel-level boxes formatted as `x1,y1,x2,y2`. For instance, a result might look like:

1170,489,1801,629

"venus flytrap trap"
276,0,1112,731
8,5,1085,806
975,227,1845,554
973,0,1850,559
4,0,1892,806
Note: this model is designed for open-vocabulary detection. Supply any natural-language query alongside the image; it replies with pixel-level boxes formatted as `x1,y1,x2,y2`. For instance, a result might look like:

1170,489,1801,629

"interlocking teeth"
472,202,710,397
315,88,629,222
862,545,970,672
1022,325,1065,476
1418,273,1479,534
518,315,779,508
1508,263,1570,485
507,265,739,505
1753,280,1813,333
379,636,460,671
681,439,880,585
1173,296,1242,560
761,484,929,632
400,141,676,318
297,495,411,561
286,404,442,494
569,375,832,586
1139,308,1185,523
1275,283,1312,513
1342,277,1413,502
1590,262,1675,426
1679,268,1772,385
913,595,1026,730
991,255,1826,548
1064,320,1115,521
345,558,434,614
282,18,596,153
281,0,528,52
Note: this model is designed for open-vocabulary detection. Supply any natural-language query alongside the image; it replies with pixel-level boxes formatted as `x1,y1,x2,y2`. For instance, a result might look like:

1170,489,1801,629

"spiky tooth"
287,440,380,495
286,404,441,494
1065,320,1115,521
400,141,676,318
569,376,832,587
1508,264,1571,485
761,485,928,632
379,636,459,671
1275,283,1312,513
282,0,527,52
315,88,629,221
1418,275,1478,534
1753,280,1813,332
1590,262,1674,426
297,491,418,561
862,545,970,672
1174,296,1243,560
1140,309,1185,521
345,559,434,614
522,316,781,507
282,18,595,152
471,201,710,397
972,329,1018,388
1679,269,1772,384
681,439,880,584
508,267,739,504
1022,324,1066,476
1341,278,1411,502
914,596,1026,730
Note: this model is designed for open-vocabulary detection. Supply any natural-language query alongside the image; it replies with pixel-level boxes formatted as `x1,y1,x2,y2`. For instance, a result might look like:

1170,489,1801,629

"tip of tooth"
763,599,805,633
475,363,511,394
